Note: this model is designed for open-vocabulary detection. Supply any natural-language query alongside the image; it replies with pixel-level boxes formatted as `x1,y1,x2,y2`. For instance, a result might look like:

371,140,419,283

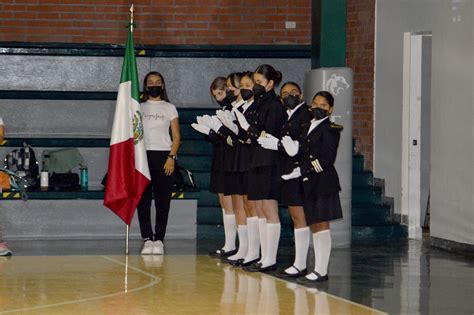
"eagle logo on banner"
133,111,144,145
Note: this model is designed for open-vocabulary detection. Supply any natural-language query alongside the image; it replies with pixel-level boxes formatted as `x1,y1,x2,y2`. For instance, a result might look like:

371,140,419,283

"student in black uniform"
233,64,287,272
138,71,181,255
280,91,343,283
257,82,312,277
218,72,251,264
192,77,237,258
219,72,261,267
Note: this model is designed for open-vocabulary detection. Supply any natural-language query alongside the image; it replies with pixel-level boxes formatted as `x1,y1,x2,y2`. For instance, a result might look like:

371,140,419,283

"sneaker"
0,243,12,256
140,240,154,255
153,240,164,255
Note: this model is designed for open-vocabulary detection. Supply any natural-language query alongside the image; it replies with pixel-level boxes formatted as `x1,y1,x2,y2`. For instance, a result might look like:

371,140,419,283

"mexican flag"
104,25,150,225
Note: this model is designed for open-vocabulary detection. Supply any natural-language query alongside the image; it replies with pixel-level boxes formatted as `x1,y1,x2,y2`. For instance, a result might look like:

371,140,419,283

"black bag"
173,163,197,191
102,163,197,191
49,172,80,190
4,142,39,188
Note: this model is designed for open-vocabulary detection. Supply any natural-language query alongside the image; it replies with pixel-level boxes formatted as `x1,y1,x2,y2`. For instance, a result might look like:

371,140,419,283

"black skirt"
209,170,225,194
223,171,248,196
247,165,280,201
304,192,343,225
279,178,304,207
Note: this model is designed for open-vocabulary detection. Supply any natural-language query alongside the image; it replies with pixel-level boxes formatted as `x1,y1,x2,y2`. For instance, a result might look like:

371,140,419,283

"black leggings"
137,150,174,241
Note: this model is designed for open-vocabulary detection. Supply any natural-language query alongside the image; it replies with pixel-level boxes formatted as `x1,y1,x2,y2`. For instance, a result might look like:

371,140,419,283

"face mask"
147,85,163,98
217,97,232,108
240,89,254,101
283,95,301,110
226,90,237,103
311,107,329,120
252,84,266,96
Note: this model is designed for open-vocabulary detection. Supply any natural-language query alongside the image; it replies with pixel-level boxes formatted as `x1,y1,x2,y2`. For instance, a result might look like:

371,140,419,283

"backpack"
4,142,39,188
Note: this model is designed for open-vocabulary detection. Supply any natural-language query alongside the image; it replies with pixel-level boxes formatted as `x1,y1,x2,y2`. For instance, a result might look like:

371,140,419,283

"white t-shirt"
141,100,179,151
0,117,3,125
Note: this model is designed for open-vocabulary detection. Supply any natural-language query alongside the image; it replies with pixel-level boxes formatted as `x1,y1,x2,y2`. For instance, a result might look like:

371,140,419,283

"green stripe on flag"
120,25,140,103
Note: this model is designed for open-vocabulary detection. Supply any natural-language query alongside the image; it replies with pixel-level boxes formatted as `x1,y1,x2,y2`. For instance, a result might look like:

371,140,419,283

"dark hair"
254,64,283,87
210,77,227,94
141,71,170,102
280,81,302,96
227,72,243,89
313,91,334,107
240,71,254,81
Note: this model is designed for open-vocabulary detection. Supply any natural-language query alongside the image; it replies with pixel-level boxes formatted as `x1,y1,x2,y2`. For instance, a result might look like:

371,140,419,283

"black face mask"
311,107,329,120
217,97,232,108
283,95,301,110
226,90,237,103
252,84,266,97
147,85,163,98
240,89,254,101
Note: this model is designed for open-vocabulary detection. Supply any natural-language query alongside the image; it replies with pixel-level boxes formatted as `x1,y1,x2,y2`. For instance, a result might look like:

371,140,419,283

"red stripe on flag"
104,138,150,225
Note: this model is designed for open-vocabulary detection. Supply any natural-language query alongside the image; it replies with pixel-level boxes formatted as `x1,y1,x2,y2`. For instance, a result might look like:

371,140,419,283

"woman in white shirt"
137,71,181,255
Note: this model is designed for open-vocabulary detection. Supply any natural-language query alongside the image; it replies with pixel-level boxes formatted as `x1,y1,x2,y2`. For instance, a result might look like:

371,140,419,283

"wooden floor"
0,255,385,314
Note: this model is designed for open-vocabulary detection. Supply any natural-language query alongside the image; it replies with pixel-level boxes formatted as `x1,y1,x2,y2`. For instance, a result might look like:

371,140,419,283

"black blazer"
277,103,312,174
299,118,343,197
245,90,287,168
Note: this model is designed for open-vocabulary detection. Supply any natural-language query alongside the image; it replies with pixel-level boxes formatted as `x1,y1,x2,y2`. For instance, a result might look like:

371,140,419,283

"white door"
402,33,432,239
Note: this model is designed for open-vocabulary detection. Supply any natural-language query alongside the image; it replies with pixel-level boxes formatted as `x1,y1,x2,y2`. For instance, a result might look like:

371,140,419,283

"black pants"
137,150,174,241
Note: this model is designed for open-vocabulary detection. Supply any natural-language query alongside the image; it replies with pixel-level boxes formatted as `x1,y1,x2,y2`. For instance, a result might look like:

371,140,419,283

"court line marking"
0,255,160,314
258,270,388,315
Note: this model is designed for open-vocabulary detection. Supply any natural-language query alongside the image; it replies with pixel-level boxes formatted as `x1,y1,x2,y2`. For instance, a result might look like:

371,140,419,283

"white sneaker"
141,240,154,255
0,243,12,256
153,240,164,255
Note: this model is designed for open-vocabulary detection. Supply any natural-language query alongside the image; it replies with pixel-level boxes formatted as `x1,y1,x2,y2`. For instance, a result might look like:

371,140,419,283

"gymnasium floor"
1,239,473,314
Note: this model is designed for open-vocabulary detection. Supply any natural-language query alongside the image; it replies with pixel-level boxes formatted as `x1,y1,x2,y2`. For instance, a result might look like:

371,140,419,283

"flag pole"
124,4,134,257
125,224,130,255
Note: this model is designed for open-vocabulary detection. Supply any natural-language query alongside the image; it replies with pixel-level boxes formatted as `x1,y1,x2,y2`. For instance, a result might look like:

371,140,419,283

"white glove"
282,167,301,180
281,136,299,157
225,110,236,121
209,116,223,132
200,115,214,128
216,110,227,123
191,123,211,135
232,108,250,131
217,111,238,135
216,109,224,117
196,115,205,125
257,133,279,151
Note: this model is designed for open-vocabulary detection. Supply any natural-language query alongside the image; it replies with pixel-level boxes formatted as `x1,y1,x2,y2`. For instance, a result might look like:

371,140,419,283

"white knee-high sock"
228,225,248,260
261,223,280,268
305,232,320,280
223,210,237,252
314,230,331,276
258,218,267,263
243,217,260,263
293,227,310,271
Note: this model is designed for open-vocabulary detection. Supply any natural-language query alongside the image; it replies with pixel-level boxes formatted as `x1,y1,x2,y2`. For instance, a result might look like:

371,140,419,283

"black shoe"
222,257,243,264
208,248,237,258
228,258,244,267
238,258,259,267
243,262,262,272
296,272,329,286
258,264,276,273
275,265,307,278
